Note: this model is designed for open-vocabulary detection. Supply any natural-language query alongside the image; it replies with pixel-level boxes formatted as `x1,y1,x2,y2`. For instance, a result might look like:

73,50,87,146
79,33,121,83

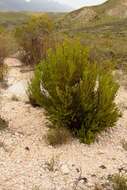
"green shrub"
46,127,71,146
0,27,13,62
15,14,54,65
0,27,13,81
0,27,9,128
28,40,119,144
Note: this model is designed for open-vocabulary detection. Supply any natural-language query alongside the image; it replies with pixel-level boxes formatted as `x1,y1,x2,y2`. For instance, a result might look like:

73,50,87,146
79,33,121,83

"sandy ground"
0,58,127,190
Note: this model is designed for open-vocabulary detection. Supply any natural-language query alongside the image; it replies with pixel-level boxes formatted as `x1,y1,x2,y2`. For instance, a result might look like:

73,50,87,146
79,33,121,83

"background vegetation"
0,27,11,80
0,27,9,130
15,14,54,65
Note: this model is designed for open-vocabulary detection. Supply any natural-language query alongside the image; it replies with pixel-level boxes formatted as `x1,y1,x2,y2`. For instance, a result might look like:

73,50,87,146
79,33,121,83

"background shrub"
29,40,119,144
0,28,11,82
0,27,9,129
15,14,54,65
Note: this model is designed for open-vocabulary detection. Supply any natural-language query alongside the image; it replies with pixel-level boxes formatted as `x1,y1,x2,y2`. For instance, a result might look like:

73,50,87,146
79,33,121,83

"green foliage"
29,40,119,144
15,14,54,65
46,127,71,146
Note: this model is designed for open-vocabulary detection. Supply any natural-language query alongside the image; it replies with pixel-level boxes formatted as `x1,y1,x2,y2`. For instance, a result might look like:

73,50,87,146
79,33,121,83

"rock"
99,165,107,169
80,177,88,183
118,167,124,172
61,164,70,175
25,146,30,151
91,174,97,178
76,168,80,173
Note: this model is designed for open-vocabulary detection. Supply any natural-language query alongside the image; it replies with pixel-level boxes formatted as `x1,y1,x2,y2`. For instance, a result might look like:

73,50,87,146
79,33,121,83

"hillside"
0,12,30,28
60,0,127,29
58,0,127,67
0,12,66,29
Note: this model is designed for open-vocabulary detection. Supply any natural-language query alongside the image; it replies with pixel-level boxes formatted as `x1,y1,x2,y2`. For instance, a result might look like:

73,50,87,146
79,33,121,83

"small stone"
118,167,124,172
61,164,69,175
100,165,107,169
76,168,80,173
91,174,97,178
80,177,88,183
25,146,30,151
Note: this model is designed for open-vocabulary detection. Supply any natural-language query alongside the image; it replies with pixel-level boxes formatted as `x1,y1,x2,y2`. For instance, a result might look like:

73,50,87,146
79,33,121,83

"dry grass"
0,117,8,130
0,64,8,82
121,139,127,151
94,174,127,190
112,174,127,190
46,127,71,146
45,157,56,172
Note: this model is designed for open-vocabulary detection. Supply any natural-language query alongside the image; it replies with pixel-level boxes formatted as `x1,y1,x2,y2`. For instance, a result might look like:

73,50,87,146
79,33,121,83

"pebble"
61,164,70,175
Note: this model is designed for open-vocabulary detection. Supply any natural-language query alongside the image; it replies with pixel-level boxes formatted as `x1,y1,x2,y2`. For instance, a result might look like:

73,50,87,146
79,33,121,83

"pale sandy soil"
0,58,127,190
